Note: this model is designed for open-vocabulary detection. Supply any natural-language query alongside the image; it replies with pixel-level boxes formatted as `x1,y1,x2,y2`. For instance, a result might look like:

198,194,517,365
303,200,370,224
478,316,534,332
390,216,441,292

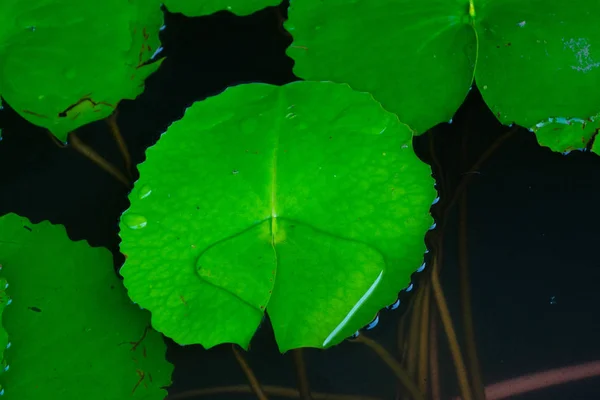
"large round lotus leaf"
0,213,173,399
0,0,164,141
285,0,476,134
119,81,435,352
163,0,280,16
286,0,600,143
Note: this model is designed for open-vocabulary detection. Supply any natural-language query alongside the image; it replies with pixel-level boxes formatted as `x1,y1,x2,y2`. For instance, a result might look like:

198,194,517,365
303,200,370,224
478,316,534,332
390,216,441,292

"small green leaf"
531,115,600,154
0,0,164,141
0,213,173,399
119,81,435,352
163,0,280,17
475,1,600,129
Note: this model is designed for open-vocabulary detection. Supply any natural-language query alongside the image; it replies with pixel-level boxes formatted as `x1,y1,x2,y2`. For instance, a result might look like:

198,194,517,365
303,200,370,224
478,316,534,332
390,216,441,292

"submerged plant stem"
407,287,424,379
442,126,517,229
292,348,313,399
105,109,133,178
68,131,131,188
428,312,441,400
231,345,269,400
417,283,431,395
166,384,383,400
453,360,600,400
352,334,424,400
458,192,486,400
430,254,473,400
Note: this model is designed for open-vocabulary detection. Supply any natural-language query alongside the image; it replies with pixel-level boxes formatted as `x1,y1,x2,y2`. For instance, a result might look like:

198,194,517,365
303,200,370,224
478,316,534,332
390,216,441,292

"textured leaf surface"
286,0,600,143
0,0,164,141
119,81,435,352
0,213,173,399
163,0,280,17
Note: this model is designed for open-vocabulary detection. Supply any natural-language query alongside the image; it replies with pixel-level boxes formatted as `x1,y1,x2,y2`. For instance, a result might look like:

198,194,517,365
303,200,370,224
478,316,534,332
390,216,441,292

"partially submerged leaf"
0,0,164,140
163,0,281,17
119,81,436,352
475,1,600,129
530,115,600,155
0,213,173,399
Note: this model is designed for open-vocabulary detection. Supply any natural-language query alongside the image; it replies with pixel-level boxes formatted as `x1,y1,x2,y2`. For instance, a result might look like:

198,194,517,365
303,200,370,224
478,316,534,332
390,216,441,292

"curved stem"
430,254,473,400
105,109,133,178
167,384,384,400
351,334,425,400
453,360,600,400
231,345,269,400
441,126,517,229
68,131,131,188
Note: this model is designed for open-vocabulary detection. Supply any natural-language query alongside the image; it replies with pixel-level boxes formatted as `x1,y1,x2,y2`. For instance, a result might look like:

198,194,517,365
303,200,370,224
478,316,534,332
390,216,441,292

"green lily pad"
285,0,476,134
0,0,164,141
0,213,173,399
531,115,600,155
163,0,280,17
119,81,435,352
286,0,600,139
475,1,600,129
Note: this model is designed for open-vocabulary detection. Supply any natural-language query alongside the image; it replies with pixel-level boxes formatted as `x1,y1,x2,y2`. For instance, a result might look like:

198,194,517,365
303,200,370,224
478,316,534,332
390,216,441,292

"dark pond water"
0,2,599,399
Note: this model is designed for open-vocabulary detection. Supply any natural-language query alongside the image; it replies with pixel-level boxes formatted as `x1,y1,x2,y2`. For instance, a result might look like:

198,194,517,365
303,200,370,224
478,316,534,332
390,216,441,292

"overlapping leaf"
0,0,164,140
119,81,436,352
0,213,172,399
286,0,600,154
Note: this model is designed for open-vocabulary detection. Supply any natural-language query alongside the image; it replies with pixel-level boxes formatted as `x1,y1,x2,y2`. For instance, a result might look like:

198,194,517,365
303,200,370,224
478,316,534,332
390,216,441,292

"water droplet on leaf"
123,214,148,230
138,184,152,200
